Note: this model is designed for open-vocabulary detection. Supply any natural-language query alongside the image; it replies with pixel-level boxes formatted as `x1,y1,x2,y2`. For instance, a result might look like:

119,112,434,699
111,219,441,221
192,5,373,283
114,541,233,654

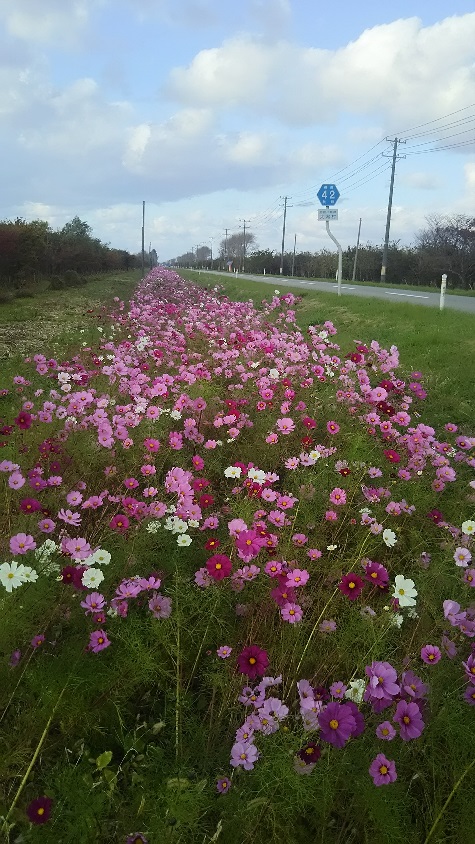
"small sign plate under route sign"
318,208,338,221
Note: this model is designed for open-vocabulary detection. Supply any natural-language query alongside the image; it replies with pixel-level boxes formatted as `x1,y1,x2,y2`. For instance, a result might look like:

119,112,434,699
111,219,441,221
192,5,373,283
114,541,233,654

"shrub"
63,269,82,287
49,275,65,290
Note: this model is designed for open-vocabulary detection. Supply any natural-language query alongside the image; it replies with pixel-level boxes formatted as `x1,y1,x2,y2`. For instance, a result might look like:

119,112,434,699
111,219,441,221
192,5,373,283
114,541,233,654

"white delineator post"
440,274,447,311
325,215,343,297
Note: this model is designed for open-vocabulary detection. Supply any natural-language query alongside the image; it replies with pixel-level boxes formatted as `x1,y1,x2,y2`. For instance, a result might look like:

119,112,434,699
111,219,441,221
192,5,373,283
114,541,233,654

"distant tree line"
169,215,475,290
0,216,143,294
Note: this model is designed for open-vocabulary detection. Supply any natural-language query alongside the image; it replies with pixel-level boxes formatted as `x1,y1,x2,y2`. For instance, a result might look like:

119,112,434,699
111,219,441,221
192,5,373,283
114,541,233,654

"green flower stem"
3,678,70,829
424,756,475,844
284,586,339,699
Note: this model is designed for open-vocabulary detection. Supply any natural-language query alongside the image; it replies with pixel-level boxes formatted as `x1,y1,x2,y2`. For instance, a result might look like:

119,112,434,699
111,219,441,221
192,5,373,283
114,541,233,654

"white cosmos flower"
392,575,417,607
269,369,279,379
170,410,182,420
391,613,404,628
248,468,266,484
224,466,242,479
0,561,27,592
461,520,475,536
93,549,111,566
81,567,104,589
344,679,365,703
309,450,321,461
177,535,192,547
383,528,397,547
20,566,38,583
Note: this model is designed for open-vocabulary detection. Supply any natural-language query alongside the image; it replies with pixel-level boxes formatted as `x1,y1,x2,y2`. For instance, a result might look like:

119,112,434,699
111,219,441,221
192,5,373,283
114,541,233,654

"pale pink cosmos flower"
10,533,36,555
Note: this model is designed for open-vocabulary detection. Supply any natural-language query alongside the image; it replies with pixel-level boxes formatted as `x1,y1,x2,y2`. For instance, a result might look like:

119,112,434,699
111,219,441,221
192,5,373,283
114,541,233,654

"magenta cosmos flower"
393,700,425,741
318,701,356,748
216,777,231,793
109,513,130,532
89,630,111,653
26,796,53,824
420,644,441,665
237,645,269,680
369,754,397,786
339,572,365,600
206,554,232,580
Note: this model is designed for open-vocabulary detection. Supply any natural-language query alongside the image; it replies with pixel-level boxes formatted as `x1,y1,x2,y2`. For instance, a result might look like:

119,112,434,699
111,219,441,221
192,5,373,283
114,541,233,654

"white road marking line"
385,292,429,299
332,285,356,289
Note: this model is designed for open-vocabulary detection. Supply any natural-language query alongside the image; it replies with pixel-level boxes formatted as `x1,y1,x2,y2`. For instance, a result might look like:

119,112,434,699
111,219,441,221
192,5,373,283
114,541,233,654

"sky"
2,0,475,262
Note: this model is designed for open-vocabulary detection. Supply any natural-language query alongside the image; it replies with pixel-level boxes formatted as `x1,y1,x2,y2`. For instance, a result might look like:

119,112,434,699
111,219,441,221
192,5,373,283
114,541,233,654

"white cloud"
0,0,98,45
166,15,475,127
401,172,442,190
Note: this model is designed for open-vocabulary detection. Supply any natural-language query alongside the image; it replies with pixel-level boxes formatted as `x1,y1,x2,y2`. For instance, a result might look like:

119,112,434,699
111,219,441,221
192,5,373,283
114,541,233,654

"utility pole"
380,138,405,283
141,200,145,277
280,196,289,275
240,219,251,272
224,228,229,261
291,233,297,277
352,218,362,282
209,237,214,268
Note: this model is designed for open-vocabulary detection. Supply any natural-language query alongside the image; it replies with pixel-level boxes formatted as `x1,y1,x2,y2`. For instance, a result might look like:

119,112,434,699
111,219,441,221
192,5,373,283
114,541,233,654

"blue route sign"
317,183,340,206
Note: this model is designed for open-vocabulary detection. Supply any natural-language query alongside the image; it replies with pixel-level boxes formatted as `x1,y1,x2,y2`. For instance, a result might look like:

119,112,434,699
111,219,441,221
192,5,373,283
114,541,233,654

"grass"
183,268,475,296
182,270,475,428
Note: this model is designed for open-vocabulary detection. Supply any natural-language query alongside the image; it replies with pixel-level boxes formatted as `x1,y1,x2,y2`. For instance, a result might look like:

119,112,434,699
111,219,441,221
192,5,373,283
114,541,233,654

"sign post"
317,183,342,296
440,273,447,311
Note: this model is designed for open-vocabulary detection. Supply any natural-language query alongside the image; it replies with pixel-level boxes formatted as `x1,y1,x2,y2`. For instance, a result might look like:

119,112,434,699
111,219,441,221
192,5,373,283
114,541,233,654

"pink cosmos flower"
369,754,397,786
281,602,303,623
318,701,356,748
10,533,36,555
38,518,55,533
329,487,347,506
148,593,172,619
8,472,25,490
286,569,309,588
276,417,295,434
393,699,425,740
230,741,259,770
326,420,340,435
217,645,232,658
376,721,396,741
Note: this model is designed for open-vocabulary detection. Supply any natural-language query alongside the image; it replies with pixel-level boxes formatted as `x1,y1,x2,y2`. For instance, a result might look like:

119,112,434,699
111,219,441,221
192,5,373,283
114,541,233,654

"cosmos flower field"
0,268,474,843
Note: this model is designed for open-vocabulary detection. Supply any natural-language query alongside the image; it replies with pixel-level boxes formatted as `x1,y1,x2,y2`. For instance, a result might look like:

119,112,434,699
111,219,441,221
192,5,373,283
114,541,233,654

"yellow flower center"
382,728,389,735
215,563,222,570
379,765,388,775
37,808,45,816
249,657,256,665
329,719,339,730
403,716,410,724
349,581,355,589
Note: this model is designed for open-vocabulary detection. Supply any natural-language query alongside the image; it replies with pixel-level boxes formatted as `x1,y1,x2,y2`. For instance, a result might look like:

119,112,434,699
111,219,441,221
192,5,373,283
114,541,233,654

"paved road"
202,270,475,314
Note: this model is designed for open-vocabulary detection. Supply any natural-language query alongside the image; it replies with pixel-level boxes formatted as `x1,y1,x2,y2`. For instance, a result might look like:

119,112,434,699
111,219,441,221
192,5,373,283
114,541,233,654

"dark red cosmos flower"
206,554,232,581
383,449,401,463
339,572,365,601
301,435,314,447
26,796,53,824
15,411,32,430
205,537,220,551
345,352,362,363
19,498,42,514
192,477,210,491
302,416,317,429
427,509,445,524
339,467,351,477
61,565,87,589
199,493,214,508
298,742,321,764
237,645,269,680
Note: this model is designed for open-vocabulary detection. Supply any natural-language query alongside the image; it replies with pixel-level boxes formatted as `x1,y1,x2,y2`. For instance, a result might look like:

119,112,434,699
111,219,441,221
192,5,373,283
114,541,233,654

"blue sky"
1,0,475,261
